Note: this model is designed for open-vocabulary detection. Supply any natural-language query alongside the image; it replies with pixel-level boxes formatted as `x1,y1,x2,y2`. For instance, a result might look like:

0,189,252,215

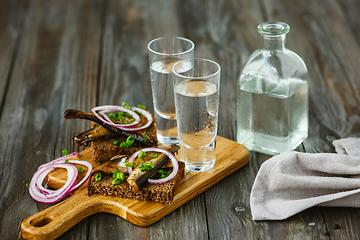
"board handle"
21,187,100,240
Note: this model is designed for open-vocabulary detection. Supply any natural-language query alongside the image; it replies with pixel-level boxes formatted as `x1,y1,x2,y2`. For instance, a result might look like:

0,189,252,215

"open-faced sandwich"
62,102,184,204
88,145,185,204
64,102,158,163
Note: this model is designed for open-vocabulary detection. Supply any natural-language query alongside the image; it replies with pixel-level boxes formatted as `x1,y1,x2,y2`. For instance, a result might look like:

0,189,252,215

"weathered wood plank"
0,0,25,112
0,0,102,239
87,0,209,239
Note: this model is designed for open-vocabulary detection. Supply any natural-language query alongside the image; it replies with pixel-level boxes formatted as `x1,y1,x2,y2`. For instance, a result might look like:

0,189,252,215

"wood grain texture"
1,0,360,239
21,136,248,239
0,0,25,109
0,0,101,239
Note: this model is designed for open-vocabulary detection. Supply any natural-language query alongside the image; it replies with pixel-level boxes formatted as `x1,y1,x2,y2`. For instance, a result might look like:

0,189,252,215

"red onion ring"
127,147,179,184
92,105,140,128
92,105,153,132
37,152,79,170
29,164,78,204
31,152,93,202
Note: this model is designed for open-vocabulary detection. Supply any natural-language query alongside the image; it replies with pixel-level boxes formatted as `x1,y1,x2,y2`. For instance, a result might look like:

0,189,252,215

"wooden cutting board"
21,136,248,240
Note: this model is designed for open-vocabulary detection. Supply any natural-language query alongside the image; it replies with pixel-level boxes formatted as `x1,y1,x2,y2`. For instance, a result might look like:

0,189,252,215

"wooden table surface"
1,0,360,239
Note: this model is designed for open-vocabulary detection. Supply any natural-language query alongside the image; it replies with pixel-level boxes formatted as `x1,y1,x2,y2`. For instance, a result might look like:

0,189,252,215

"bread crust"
89,161,185,204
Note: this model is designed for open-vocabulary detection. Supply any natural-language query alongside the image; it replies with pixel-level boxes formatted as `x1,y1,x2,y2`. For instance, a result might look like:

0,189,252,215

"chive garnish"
139,163,144,168
142,134,148,141
118,112,123,119
122,101,130,109
62,149,69,156
139,167,150,172
144,162,155,169
126,136,135,146
113,169,119,179
151,154,158,159
161,172,169,178
95,173,101,182
26,183,29,188
112,179,121,185
78,167,84,173
138,151,146,158
158,169,169,178
120,142,128,148
125,162,134,167
97,162,101,165
113,140,119,145
158,169,166,174
64,159,69,163
137,104,146,109
119,172,125,181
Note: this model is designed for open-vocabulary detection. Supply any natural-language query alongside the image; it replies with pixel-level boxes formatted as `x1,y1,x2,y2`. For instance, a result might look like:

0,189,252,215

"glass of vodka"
237,21,308,155
172,58,221,172
147,37,194,145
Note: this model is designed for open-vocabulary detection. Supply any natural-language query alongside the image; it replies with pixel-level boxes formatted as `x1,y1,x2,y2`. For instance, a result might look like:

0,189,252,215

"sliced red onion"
29,164,78,204
92,105,153,132
37,152,79,170
31,152,93,203
66,160,92,191
127,147,179,184
91,105,140,128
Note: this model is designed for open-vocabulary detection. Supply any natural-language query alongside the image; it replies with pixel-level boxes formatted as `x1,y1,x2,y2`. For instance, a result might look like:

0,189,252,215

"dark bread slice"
92,135,150,163
89,161,185,204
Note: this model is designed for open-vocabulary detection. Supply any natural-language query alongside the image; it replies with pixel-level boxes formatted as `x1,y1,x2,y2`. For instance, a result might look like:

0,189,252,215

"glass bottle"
236,21,308,155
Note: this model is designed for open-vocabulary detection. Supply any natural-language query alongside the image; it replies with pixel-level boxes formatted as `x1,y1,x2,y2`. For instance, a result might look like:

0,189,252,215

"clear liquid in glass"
150,58,192,145
237,75,308,155
175,80,219,171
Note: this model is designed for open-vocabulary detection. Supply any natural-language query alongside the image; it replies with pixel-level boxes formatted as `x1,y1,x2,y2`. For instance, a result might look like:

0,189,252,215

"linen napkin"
250,138,360,221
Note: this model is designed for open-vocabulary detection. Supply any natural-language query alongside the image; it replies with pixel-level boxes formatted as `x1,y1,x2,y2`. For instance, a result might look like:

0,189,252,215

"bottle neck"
260,34,286,52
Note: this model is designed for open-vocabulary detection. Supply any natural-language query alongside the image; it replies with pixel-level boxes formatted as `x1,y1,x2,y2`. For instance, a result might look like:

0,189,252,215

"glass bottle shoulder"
239,48,308,97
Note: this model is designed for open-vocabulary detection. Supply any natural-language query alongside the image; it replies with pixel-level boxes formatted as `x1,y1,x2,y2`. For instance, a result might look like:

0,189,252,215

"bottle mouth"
258,21,290,35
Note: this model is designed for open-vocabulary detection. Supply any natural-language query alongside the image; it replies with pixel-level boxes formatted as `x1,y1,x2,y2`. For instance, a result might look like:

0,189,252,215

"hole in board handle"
30,216,54,227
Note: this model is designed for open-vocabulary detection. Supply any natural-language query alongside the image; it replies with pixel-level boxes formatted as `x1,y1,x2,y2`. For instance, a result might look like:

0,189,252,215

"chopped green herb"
112,179,121,185
161,172,169,178
122,101,130,109
109,113,116,118
118,172,125,181
64,159,69,163
144,162,155,169
158,169,166,174
113,140,119,145
120,142,128,148
62,149,69,156
151,154,159,159
113,169,119,179
137,104,146,110
95,173,101,182
137,112,142,117
139,163,144,168
142,134,148,141
139,166,150,172
158,169,169,178
118,112,123,119
125,162,134,167
26,183,29,188
138,151,146,158
78,167,84,173
97,162,101,165
126,136,135,146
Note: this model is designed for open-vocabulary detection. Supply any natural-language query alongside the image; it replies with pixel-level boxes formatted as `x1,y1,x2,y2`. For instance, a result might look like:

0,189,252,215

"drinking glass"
147,37,194,145
172,58,221,172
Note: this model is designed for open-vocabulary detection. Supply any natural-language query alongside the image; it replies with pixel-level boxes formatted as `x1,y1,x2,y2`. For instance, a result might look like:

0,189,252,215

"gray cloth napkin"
250,138,360,221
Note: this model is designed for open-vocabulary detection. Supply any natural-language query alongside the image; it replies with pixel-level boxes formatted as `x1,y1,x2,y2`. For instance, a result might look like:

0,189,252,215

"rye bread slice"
92,136,151,163
88,161,185,204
